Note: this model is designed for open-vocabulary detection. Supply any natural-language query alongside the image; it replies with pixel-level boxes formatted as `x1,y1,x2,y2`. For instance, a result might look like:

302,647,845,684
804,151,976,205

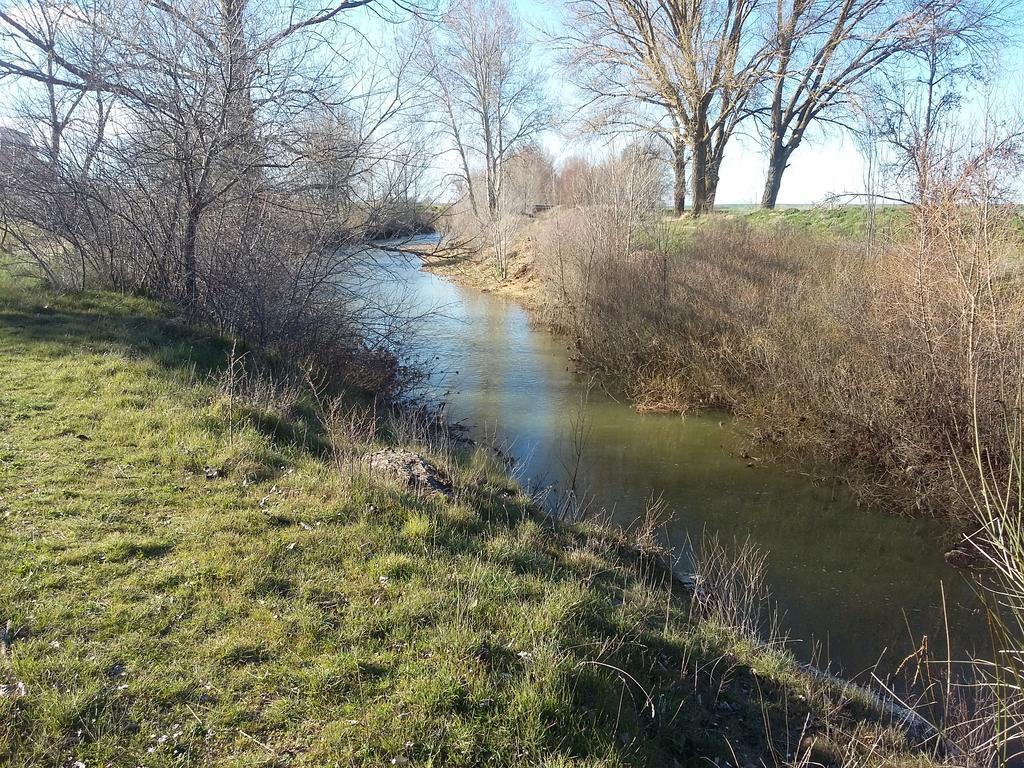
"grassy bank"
423,207,914,308
668,206,914,241
0,284,948,765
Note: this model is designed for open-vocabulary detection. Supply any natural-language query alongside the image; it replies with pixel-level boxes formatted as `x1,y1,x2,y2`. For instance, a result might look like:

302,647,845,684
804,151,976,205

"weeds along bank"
451,201,1023,523
562,208,1022,519
0,284,966,766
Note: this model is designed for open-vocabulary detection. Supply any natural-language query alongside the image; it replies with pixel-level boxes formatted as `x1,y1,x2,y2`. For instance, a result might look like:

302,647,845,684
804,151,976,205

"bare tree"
864,0,1007,205
413,0,550,278
0,0,431,387
502,145,555,212
414,0,551,219
756,0,1007,209
561,0,771,216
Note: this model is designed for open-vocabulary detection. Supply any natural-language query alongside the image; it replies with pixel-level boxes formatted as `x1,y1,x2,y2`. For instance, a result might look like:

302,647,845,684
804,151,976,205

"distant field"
662,205,911,242
662,204,1024,244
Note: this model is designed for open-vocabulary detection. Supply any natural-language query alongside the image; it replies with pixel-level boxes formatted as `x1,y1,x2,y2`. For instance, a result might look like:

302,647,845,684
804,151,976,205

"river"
358,236,985,680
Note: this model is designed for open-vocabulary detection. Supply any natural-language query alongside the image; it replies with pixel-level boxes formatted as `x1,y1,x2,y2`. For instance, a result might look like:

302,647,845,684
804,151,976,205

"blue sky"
2,0,1021,205
509,0,1024,205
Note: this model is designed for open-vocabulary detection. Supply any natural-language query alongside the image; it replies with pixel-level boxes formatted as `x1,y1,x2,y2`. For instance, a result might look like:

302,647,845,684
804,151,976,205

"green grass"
0,286,936,766
663,204,1024,247
738,206,911,238
662,206,914,248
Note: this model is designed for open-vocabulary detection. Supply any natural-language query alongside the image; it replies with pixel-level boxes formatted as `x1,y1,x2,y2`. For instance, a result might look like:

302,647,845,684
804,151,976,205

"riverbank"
423,206,1024,526
416,224,547,316
0,280,952,765
416,209,896,314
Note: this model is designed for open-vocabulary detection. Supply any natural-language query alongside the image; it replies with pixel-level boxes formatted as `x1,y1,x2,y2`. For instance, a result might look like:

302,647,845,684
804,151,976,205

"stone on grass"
365,449,453,500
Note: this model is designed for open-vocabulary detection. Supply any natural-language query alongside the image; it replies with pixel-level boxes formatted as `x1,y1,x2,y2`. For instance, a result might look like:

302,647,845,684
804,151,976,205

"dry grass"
532,202,1024,519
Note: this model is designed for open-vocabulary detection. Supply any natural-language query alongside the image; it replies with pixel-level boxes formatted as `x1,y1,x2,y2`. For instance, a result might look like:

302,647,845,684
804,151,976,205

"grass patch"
662,205,914,247
0,286,938,766
663,204,1024,246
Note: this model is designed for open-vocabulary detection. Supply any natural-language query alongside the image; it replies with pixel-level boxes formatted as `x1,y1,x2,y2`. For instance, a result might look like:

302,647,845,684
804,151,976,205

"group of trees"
0,0,430,386
410,0,1010,219
565,0,1009,213
3,0,1011,310
0,0,1017,314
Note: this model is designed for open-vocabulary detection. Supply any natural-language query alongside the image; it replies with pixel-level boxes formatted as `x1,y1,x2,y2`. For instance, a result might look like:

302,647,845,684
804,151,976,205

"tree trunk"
219,0,261,178
673,133,686,216
761,141,789,209
705,150,723,211
690,140,710,217
487,174,499,216
182,204,201,309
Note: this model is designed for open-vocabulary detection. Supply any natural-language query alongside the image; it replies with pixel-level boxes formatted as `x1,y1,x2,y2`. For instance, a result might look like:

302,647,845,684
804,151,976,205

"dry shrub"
950,343,1024,764
12,180,414,400
536,189,1024,517
195,201,414,399
215,344,305,416
533,145,669,355
441,198,529,280
439,147,556,280
689,533,781,646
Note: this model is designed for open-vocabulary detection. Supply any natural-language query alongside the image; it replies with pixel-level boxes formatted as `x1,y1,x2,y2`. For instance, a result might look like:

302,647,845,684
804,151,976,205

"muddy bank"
410,234,546,315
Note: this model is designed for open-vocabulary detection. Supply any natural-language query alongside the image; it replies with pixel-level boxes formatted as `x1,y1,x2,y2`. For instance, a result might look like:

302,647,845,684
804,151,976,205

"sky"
508,0,1024,206
2,0,1022,205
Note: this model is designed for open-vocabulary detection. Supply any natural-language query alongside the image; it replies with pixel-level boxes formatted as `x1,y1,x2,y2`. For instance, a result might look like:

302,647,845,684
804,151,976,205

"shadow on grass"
0,289,336,459
0,292,235,377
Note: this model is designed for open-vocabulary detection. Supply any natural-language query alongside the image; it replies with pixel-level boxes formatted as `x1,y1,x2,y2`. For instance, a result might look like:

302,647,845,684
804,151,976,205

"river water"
362,238,985,679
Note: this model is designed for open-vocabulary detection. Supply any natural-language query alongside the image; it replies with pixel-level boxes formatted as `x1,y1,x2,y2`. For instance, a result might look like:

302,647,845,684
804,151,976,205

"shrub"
535,199,1024,517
